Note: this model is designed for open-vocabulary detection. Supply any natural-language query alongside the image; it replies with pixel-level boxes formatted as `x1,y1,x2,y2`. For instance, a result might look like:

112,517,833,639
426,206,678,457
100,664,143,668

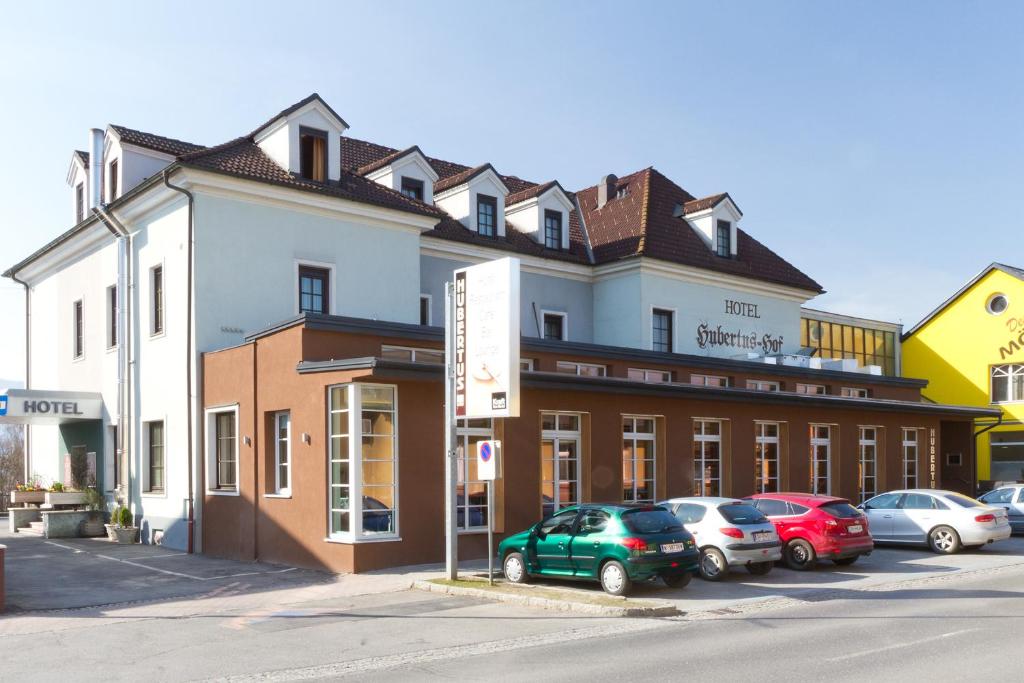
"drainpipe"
974,414,1004,495
162,169,196,555
9,271,30,481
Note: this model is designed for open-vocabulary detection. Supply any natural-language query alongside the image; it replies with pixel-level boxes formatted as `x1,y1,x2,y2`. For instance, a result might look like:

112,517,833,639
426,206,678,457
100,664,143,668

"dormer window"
716,220,731,257
616,186,628,199
108,159,118,202
477,194,497,237
544,210,563,250
299,127,328,182
401,177,424,201
75,183,84,223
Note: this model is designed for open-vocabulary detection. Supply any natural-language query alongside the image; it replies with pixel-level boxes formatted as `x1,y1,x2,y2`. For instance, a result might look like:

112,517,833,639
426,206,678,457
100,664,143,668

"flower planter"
11,491,46,505
44,491,88,506
113,526,138,544
80,515,106,537
104,523,117,541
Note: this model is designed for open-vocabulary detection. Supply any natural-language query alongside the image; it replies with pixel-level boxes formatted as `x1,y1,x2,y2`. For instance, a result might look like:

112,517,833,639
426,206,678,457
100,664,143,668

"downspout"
162,169,196,554
9,271,30,481
974,414,1004,495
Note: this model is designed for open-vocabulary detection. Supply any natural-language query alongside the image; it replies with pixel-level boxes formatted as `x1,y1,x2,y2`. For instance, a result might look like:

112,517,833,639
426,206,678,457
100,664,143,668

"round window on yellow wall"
986,293,1008,315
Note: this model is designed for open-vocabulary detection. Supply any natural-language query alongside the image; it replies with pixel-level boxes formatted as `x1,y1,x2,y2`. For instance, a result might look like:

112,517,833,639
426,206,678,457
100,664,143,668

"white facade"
504,185,574,249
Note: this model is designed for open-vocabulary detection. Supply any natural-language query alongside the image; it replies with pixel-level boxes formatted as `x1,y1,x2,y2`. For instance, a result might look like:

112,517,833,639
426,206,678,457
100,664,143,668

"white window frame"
755,421,780,494
273,411,291,496
991,364,1024,404
327,383,400,542
650,306,677,354
555,361,606,377
628,368,672,384
541,411,582,516
149,262,166,338
841,387,869,398
380,344,444,364
72,298,84,361
106,284,118,351
456,418,493,533
810,424,831,495
747,380,780,391
858,427,878,503
293,258,336,316
205,405,240,496
903,428,919,489
541,310,568,341
691,374,728,387
693,419,723,496
105,424,118,493
622,416,657,503
142,418,168,497
520,358,535,371
796,383,826,395
419,294,432,326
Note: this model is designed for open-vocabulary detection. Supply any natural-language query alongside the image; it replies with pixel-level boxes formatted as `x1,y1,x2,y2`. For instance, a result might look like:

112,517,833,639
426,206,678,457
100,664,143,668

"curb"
413,580,680,617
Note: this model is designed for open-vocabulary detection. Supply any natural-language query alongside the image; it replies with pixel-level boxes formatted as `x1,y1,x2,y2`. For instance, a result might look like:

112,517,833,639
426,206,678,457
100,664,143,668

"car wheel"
663,571,692,588
784,539,816,571
746,561,773,576
503,552,530,584
928,526,961,554
600,560,632,596
833,556,858,566
699,547,729,581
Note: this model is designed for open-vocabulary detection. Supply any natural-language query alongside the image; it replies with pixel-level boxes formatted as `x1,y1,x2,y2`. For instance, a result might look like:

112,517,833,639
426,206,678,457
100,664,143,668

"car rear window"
944,492,984,508
820,501,861,518
718,503,767,524
621,509,684,534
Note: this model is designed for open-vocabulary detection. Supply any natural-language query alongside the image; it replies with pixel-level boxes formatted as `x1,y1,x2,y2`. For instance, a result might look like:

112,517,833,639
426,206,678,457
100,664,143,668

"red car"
744,493,873,570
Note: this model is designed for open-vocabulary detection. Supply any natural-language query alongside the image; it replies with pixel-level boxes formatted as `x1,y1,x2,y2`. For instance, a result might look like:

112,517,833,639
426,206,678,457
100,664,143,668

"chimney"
89,128,103,209
596,173,617,209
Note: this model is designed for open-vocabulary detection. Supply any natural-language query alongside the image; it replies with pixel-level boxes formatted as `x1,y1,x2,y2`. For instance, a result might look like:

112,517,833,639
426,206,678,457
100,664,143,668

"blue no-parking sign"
476,439,500,481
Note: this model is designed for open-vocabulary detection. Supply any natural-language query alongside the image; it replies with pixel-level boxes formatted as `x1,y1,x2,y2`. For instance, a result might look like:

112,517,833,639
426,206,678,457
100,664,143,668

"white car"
661,497,782,580
859,489,1011,554
978,484,1024,534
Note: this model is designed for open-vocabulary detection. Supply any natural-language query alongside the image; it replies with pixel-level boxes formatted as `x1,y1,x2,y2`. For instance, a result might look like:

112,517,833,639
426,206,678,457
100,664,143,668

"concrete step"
18,526,44,536
28,521,45,530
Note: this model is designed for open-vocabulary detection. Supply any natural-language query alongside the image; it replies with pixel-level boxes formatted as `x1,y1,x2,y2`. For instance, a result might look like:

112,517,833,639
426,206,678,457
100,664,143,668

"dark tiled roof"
109,124,205,157
683,192,736,215
249,92,350,136
425,217,590,264
432,163,503,194
74,150,89,166
356,145,427,176
506,180,571,207
578,168,823,293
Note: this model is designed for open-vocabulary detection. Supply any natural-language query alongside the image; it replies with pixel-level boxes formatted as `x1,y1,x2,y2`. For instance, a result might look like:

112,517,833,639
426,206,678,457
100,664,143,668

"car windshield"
718,503,767,524
821,501,861,518
944,492,984,508
621,509,683,534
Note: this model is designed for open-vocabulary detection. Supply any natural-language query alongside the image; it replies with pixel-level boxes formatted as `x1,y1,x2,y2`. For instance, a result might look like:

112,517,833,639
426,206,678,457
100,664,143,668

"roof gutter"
8,270,30,480
162,169,197,555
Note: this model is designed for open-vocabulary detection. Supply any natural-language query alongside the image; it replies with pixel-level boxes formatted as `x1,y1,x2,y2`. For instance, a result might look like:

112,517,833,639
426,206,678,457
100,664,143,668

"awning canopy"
0,389,105,425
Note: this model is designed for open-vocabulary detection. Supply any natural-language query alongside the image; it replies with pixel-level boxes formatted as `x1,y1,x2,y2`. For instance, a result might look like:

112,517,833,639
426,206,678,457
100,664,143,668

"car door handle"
593,541,600,547
883,515,893,518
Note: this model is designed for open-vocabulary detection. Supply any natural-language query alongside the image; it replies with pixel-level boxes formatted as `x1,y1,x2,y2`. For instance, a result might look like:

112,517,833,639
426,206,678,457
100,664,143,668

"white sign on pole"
453,257,520,419
477,440,501,481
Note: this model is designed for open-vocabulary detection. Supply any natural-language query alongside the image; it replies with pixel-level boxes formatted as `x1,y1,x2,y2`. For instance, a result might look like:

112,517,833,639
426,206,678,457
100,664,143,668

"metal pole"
487,480,494,585
444,282,458,580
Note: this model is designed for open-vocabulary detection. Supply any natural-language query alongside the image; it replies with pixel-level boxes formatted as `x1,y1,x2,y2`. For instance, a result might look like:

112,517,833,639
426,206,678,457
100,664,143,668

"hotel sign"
0,389,104,424
696,322,784,355
453,257,521,419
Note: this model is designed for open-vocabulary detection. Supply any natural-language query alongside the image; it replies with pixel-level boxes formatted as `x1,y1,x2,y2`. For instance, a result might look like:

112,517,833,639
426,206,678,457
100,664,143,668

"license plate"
753,531,771,542
848,524,863,534
661,543,684,553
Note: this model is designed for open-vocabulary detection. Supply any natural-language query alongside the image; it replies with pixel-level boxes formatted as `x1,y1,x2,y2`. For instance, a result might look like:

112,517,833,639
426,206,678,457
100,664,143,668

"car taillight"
620,537,648,551
975,514,995,523
719,527,744,539
823,518,841,535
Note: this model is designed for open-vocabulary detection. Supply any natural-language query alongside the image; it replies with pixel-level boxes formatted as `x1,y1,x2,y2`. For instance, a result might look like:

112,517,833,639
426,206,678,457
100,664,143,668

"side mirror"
859,504,870,511
533,523,546,539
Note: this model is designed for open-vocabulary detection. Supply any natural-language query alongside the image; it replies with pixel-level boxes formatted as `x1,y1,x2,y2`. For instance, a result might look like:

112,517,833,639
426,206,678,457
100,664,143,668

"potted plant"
112,506,138,544
45,481,88,507
80,487,107,537
104,505,119,541
11,479,46,505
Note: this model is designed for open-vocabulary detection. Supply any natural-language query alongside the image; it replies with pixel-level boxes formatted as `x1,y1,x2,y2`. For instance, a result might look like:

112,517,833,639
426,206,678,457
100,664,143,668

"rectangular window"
541,412,581,517
652,308,673,353
520,358,534,371
542,312,566,341
543,209,562,249
151,266,164,335
796,383,826,395
400,177,424,201
274,411,291,495
859,427,877,503
716,220,731,257
628,368,672,384
214,411,237,491
555,361,606,377
991,364,1024,403
108,425,120,491
298,265,330,315
109,159,118,201
903,428,919,489
147,420,165,492
381,345,444,364
73,299,83,359
477,194,497,237
457,418,492,531
107,285,117,348
75,183,84,223
299,127,327,182
328,384,398,538
747,380,780,391
810,424,831,495
419,295,431,325
841,387,869,398
691,374,728,387
693,420,722,496
755,422,780,494
622,416,656,503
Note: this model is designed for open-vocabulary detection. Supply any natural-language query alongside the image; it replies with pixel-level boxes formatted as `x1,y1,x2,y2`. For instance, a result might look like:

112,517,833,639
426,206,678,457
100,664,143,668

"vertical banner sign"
454,257,521,419
929,428,937,488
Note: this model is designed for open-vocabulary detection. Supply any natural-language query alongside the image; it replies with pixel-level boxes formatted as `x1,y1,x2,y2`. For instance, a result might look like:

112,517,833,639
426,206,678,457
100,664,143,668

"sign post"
444,257,520,582
478,439,501,585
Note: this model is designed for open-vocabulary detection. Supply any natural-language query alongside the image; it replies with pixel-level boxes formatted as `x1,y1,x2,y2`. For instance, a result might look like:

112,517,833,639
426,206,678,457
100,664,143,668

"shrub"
118,506,133,528
49,482,65,493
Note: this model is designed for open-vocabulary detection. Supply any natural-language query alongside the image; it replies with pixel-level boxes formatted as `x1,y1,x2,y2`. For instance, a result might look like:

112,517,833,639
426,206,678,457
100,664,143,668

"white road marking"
44,541,85,553
825,628,981,662
93,553,299,581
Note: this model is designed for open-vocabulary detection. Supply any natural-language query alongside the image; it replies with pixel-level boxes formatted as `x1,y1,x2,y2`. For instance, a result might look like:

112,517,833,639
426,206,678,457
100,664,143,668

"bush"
119,506,133,528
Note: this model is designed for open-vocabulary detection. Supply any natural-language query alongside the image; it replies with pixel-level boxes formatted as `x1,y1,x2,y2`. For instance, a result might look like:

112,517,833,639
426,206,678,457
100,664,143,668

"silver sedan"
859,489,1011,554
978,484,1024,534
661,497,782,580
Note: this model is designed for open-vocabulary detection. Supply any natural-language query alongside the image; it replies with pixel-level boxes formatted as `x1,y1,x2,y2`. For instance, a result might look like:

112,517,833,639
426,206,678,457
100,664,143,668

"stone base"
8,507,42,533
41,510,90,539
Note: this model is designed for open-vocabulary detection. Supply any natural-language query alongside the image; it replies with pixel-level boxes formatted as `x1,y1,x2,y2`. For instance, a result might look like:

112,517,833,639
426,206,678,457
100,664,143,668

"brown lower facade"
200,314,997,573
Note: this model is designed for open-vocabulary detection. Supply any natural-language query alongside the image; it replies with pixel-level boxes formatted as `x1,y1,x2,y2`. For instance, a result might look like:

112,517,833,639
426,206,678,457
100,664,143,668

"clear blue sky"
1,1,1022,383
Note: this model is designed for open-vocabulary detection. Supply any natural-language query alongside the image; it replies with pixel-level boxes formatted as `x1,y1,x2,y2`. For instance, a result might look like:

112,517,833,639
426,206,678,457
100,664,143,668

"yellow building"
903,263,1024,489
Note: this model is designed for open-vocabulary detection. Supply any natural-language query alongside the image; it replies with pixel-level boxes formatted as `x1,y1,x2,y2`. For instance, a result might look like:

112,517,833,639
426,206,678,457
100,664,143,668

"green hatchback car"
498,504,700,595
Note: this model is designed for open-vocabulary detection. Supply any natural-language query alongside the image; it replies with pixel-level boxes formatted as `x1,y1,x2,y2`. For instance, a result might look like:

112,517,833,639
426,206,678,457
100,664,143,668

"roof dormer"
253,93,349,183
433,164,510,237
505,181,574,250
66,150,91,224
681,192,743,258
359,146,439,205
